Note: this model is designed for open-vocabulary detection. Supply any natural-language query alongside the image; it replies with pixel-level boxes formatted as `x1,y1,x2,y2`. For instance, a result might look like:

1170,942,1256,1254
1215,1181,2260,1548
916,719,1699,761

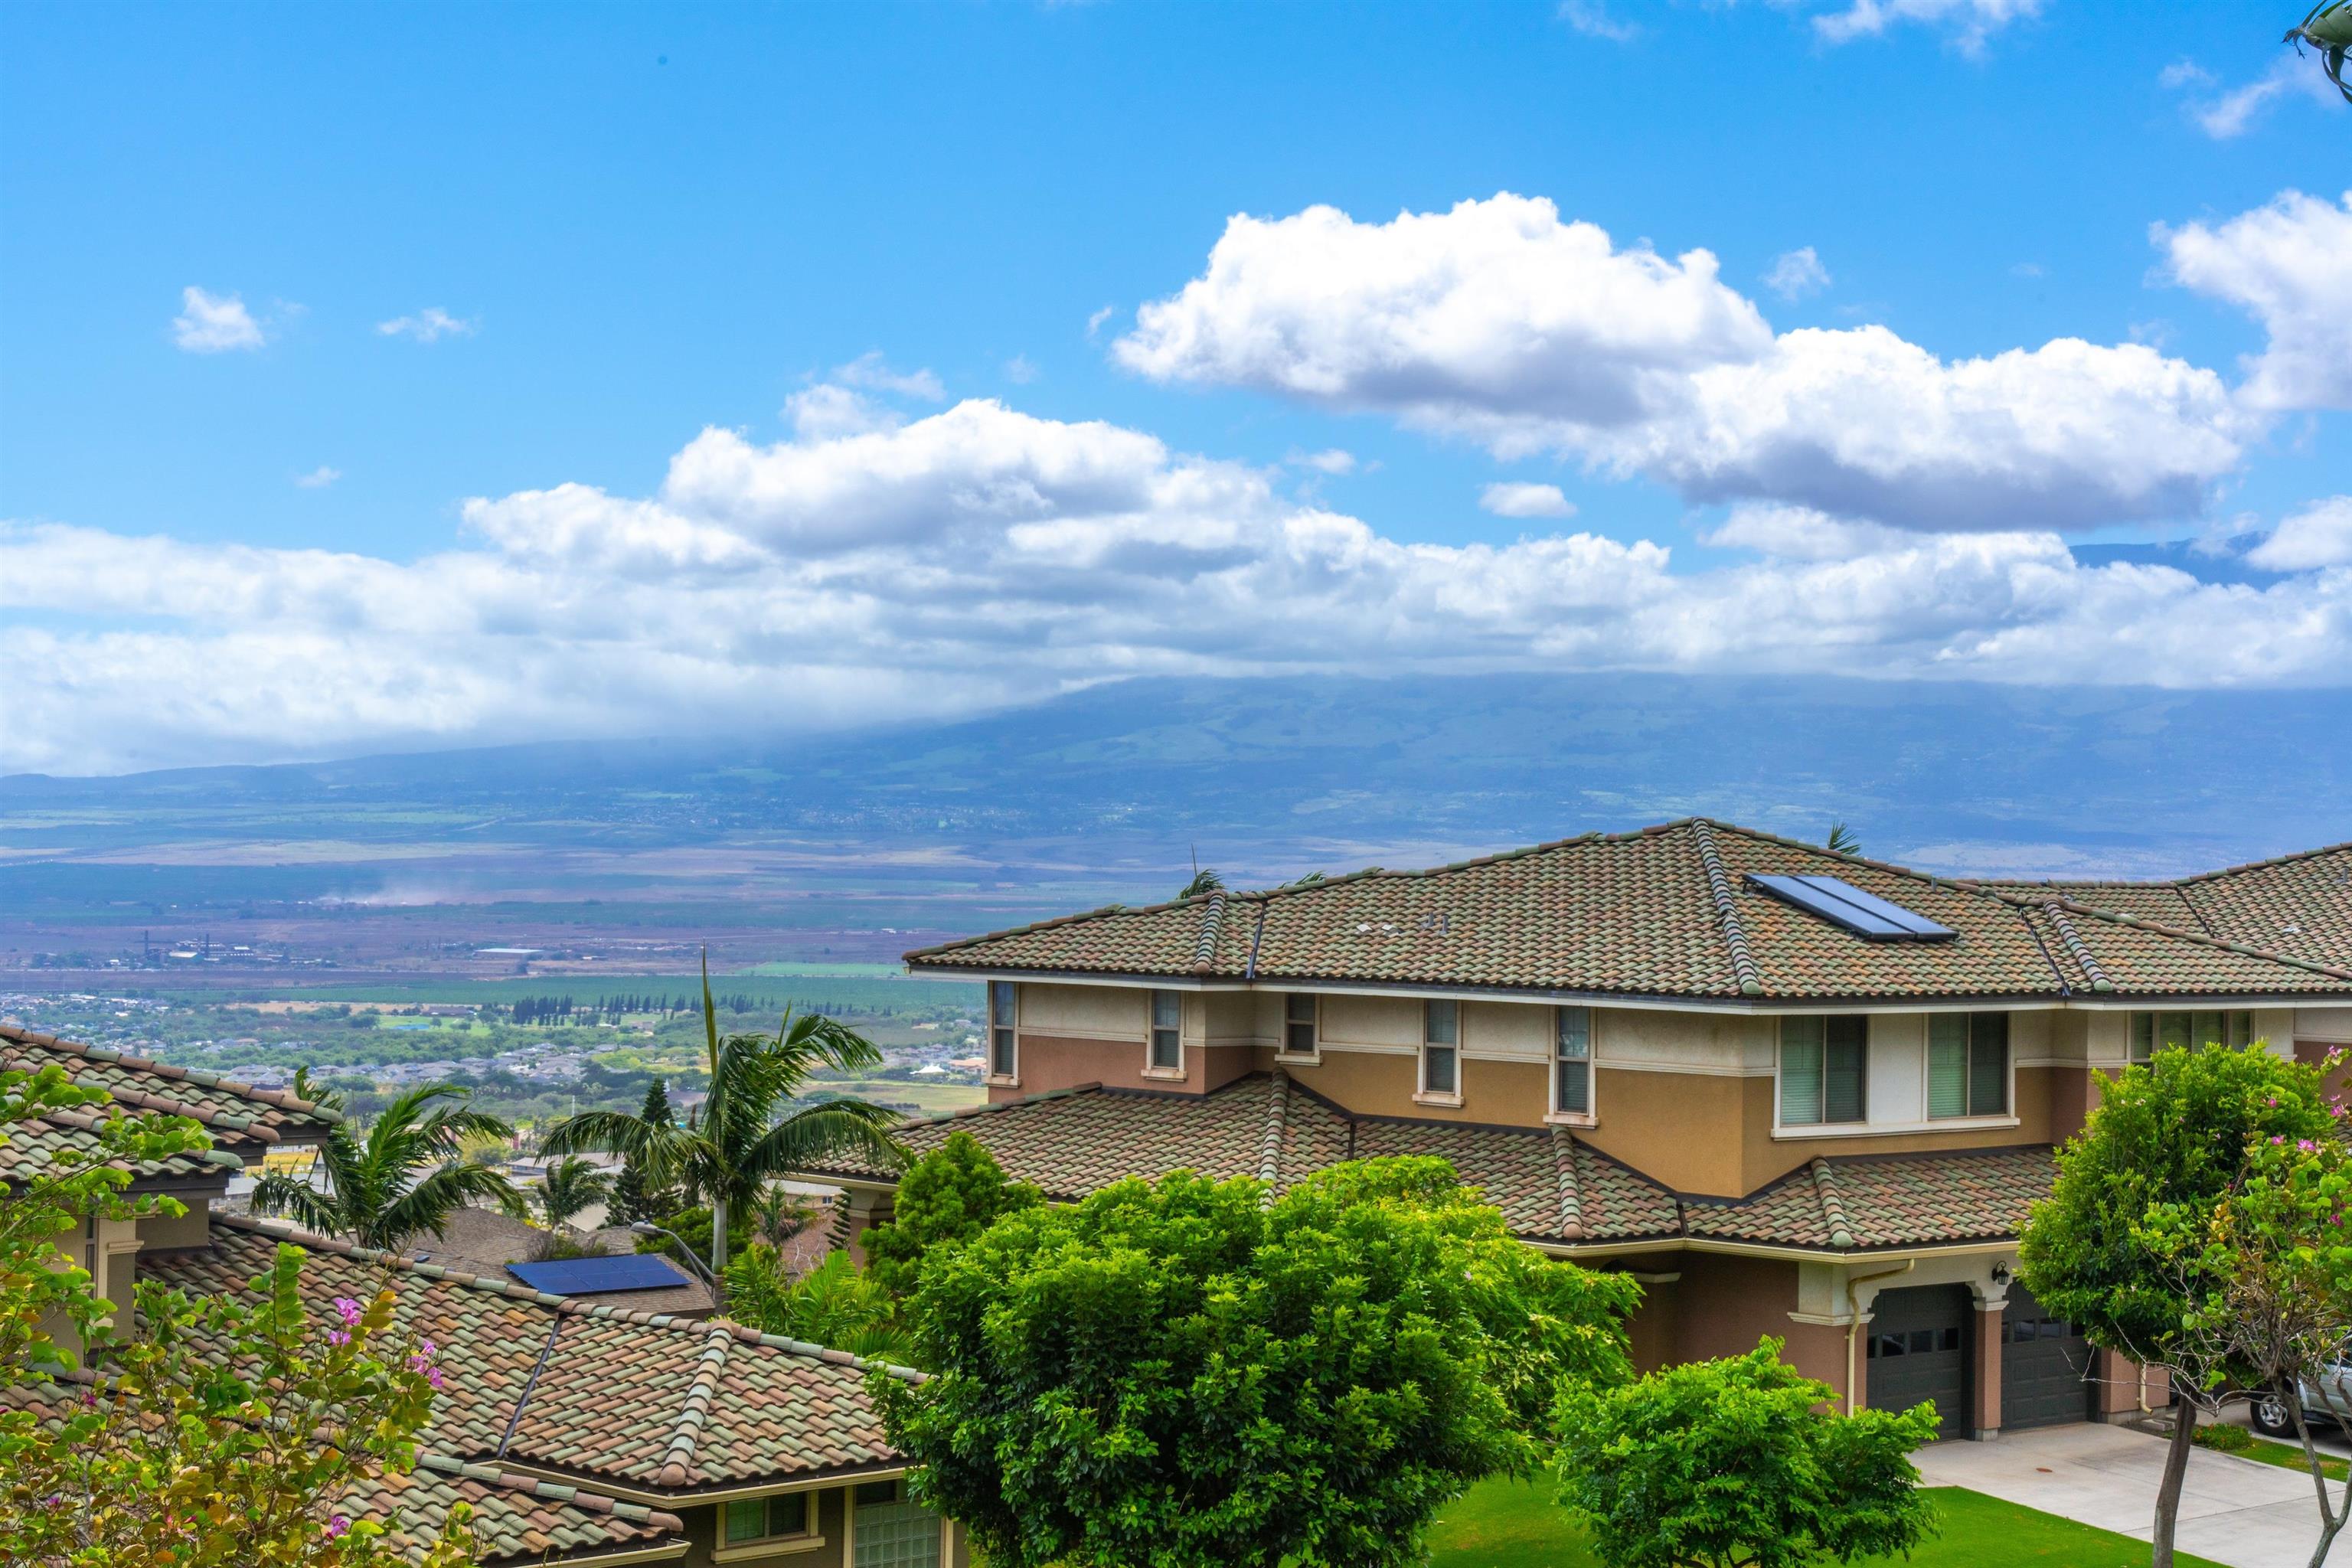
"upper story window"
1554,1006,1592,1116
724,1489,811,1547
1779,1015,1866,1125
1422,999,1459,1097
988,982,1017,1079
1928,1012,2009,1119
1149,989,1183,1072
2131,1010,2252,1062
1282,992,1319,1060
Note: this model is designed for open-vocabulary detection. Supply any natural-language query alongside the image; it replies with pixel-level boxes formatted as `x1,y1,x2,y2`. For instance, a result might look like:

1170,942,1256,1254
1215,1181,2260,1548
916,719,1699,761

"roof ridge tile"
654,1329,732,1488
1690,821,1766,998
0,1024,342,1122
1808,1158,1856,1250
1549,1125,1586,1242
1191,892,1228,975
412,1452,685,1534
2040,905,2115,994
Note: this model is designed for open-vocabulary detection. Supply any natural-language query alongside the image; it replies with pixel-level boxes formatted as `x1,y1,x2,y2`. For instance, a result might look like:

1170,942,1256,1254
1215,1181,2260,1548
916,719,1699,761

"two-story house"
801,820,2352,1444
1,1024,971,1568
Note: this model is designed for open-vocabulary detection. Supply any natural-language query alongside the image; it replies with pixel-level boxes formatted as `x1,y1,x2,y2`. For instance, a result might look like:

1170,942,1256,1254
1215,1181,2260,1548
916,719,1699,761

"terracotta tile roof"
1683,1146,2056,1252
143,1214,920,1499
906,820,2352,1005
0,1381,682,1566
799,1071,2045,1255
0,1024,341,1167
1971,842,2352,972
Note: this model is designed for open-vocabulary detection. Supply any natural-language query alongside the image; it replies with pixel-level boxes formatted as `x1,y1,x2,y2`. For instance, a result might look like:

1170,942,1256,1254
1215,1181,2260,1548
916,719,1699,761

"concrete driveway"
1914,1421,2346,1568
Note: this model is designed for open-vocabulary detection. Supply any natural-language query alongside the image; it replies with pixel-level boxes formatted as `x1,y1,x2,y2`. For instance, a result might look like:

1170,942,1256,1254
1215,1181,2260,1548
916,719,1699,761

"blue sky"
2,1,2347,773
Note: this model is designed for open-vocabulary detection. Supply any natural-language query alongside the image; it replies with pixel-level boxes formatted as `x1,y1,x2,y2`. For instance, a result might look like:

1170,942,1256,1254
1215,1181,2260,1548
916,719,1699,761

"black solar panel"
507,1254,690,1295
1748,874,1957,942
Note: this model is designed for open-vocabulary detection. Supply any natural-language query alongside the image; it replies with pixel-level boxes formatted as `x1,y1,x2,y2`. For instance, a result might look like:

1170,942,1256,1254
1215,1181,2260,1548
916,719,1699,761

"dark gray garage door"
2002,1284,2092,1430
1866,1285,1969,1439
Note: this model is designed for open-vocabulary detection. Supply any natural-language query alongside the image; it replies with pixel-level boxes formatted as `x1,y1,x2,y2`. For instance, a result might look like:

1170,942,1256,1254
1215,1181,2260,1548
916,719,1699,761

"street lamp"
629,1220,724,1309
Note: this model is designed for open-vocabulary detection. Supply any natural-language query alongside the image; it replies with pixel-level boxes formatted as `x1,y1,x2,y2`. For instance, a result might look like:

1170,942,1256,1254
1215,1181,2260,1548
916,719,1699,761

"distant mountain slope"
7,674,2350,887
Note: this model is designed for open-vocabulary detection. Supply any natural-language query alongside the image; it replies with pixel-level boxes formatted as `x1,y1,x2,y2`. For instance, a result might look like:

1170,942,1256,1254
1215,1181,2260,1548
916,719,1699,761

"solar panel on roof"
1748,874,1958,942
507,1254,691,1295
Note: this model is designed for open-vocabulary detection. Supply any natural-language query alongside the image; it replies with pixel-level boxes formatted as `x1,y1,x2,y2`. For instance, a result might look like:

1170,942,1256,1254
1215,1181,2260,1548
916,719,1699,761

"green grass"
2230,1430,2350,1482
1426,1480,2229,1568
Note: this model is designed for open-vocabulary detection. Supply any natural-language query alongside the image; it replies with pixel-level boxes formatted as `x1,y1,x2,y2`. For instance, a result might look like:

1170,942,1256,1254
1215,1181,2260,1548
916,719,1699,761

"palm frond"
739,1097,907,1192
247,1169,341,1236
371,1161,527,1252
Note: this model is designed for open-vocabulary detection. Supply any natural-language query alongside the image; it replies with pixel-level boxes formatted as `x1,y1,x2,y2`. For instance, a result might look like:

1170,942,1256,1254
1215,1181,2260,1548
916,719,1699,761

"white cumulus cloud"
5,401,2349,775
1480,482,1576,518
2157,189,2352,413
377,306,477,342
2170,54,2341,139
2248,496,2352,573
172,287,266,353
834,351,946,402
1117,194,2245,533
293,466,342,489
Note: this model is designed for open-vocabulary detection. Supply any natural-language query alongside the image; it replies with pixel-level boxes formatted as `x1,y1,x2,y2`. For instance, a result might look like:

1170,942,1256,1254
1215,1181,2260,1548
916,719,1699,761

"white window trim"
1415,999,1463,1107
985,982,1019,1089
1546,1004,1598,1129
1773,1112,2021,1142
1144,989,1186,1081
1275,991,1321,1066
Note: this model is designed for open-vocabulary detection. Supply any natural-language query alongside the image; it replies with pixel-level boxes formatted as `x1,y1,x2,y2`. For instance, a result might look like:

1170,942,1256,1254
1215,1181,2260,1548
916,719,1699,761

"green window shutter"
1824,1016,1867,1124
1781,1017,1824,1125
1928,1014,1968,1119
1968,1012,2009,1116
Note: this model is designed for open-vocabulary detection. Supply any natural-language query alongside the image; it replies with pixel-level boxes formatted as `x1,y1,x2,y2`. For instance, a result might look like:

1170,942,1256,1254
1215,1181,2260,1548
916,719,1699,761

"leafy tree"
639,1076,675,1129
2018,1042,2337,1568
533,1155,614,1234
251,1082,527,1252
725,1247,913,1363
861,1130,1042,1299
744,1183,812,1248
541,954,903,1305
1553,1339,1937,1568
2160,1129,2352,1568
0,1063,469,1566
883,1156,1640,1568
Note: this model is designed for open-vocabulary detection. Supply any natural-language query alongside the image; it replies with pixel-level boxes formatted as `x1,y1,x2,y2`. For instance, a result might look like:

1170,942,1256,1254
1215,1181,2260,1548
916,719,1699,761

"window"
1928,1012,2010,1119
1149,989,1182,1071
725,1491,811,1545
1779,1015,1866,1125
2129,1010,2252,1062
1554,1006,1592,1116
1283,992,1318,1059
1422,999,1459,1096
988,982,1017,1079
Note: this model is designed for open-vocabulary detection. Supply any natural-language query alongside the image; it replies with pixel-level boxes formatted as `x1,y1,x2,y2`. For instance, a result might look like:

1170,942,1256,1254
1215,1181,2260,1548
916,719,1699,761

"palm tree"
534,1155,614,1233
541,955,904,1305
251,1083,525,1253
2286,4,2352,103
1826,822,1861,856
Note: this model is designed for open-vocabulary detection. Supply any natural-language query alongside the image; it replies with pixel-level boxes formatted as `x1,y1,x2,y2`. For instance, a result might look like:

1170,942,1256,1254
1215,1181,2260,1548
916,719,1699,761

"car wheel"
2251,1393,2297,1437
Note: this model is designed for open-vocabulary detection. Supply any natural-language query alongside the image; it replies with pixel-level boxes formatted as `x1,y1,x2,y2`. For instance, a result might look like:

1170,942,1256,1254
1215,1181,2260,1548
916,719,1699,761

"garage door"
1866,1285,1969,1439
2002,1283,2092,1430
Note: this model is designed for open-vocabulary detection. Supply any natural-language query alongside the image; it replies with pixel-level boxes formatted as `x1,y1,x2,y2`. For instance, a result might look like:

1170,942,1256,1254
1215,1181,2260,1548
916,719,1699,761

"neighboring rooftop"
798,1070,2054,1257
2,1022,340,1187
905,820,2352,1005
149,1214,920,1500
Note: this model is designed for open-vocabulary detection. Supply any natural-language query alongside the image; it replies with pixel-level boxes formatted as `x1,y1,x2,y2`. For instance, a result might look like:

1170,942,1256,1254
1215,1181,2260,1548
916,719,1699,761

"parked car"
2251,1358,2352,1437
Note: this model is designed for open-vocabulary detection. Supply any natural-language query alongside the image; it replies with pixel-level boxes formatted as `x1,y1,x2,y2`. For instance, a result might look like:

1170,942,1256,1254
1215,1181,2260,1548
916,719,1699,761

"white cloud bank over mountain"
1116,191,2352,533
6,390,2347,774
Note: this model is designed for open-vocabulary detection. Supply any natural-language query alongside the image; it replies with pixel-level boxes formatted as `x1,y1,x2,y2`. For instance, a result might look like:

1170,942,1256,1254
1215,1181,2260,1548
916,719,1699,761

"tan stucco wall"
1733,1066,2060,1196
1661,1251,1850,1402
136,1200,212,1251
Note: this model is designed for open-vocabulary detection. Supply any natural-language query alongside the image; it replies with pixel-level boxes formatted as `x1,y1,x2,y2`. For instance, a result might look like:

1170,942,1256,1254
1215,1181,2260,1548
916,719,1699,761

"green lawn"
2225,1429,2349,1482
1427,1479,2228,1568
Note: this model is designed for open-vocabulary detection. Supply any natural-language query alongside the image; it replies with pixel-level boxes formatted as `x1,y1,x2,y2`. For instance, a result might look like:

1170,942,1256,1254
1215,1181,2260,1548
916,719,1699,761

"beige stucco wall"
136,1199,213,1251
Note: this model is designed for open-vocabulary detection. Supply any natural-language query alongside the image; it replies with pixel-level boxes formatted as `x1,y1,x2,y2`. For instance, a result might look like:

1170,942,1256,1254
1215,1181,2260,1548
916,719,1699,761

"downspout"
1844,1259,1916,1416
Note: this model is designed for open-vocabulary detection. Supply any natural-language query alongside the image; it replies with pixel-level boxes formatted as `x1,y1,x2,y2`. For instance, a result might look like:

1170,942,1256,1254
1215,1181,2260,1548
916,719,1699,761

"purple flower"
328,1514,350,1539
327,1328,351,1348
333,1296,363,1328
426,1366,445,1390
